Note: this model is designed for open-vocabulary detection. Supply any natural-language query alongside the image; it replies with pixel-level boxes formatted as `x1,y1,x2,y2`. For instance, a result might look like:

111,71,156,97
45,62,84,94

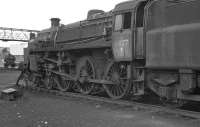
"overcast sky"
0,0,124,30
0,0,124,47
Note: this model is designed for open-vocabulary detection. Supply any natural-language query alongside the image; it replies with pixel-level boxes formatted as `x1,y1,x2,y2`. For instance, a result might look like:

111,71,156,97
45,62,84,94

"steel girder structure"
0,27,39,42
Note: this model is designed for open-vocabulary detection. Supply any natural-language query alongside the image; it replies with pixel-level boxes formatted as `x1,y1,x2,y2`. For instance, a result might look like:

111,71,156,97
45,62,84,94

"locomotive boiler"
20,0,200,104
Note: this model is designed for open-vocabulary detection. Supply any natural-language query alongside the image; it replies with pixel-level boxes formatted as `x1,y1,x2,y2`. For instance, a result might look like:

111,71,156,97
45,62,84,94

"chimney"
50,18,60,28
30,33,36,40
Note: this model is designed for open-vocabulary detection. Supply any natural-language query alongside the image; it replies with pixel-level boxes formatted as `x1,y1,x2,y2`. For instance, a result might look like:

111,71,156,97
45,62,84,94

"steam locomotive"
20,0,200,104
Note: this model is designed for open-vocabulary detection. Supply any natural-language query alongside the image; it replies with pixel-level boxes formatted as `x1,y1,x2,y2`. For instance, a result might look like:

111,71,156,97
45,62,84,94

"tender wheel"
54,75,73,92
44,73,54,90
103,62,131,99
76,56,96,95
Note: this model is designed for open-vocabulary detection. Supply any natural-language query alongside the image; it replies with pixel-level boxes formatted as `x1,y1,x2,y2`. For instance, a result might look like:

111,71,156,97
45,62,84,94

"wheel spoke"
118,85,123,95
115,87,120,96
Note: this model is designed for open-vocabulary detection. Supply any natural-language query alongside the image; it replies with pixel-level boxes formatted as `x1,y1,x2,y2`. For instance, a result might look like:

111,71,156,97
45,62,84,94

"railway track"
21,85,200,120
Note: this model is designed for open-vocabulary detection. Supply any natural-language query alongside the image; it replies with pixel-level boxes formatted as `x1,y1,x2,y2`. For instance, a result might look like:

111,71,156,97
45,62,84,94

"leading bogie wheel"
103,62,131,99
76,56,96,95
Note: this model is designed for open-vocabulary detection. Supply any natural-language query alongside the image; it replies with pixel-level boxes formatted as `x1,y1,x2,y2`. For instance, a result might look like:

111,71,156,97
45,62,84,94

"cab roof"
113,0,146,12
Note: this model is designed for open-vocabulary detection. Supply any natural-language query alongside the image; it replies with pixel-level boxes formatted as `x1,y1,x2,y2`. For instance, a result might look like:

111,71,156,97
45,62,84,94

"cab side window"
123,12,132,29
114,14,123,31
114,12,132,31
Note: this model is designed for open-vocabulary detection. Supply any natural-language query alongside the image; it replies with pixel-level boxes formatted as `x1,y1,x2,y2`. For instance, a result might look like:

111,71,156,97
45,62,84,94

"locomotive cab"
109,0,148,97
112,0,147,61
112,11,132,61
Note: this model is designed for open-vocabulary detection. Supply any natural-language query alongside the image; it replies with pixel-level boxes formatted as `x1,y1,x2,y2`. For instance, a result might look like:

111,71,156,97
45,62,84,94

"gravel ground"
0,71,200,127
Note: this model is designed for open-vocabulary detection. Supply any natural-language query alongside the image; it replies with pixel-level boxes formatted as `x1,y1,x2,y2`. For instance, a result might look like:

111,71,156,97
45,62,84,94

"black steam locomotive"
19,0,200,104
